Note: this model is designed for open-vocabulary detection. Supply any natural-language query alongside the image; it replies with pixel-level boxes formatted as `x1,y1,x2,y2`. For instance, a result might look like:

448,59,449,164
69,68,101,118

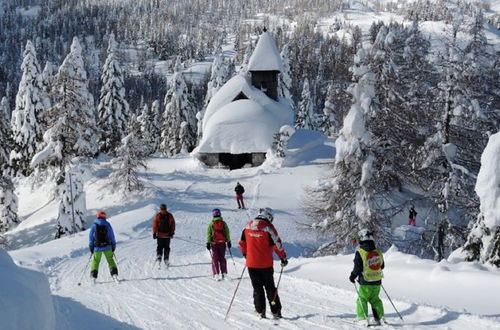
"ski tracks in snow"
45,235,500,330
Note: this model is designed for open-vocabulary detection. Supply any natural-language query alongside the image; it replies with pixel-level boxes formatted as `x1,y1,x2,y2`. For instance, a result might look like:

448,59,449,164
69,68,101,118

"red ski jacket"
152,210,176,238
239,218,286,269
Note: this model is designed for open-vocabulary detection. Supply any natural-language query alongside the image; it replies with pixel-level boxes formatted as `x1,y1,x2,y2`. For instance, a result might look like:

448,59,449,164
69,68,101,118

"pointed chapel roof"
247,31,283,72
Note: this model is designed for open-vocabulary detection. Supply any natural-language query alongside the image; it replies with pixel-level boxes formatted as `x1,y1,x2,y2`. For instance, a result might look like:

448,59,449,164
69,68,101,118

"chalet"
194,31,293,169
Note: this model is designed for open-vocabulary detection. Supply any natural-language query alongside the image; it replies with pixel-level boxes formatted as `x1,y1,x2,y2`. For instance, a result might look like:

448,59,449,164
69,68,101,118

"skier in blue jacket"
89,211,118,283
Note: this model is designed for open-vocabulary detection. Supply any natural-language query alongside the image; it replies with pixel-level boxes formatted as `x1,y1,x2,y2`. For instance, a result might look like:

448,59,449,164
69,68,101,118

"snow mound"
285,129,334,166
0,249,55,330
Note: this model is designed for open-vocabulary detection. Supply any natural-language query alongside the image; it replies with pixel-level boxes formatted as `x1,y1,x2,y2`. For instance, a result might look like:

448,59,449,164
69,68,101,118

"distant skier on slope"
89,211,118,283
349,229,386,326
234,182,246,209
152,203,176,266
239,207,288,320
206,208,231,281
408,206,417,226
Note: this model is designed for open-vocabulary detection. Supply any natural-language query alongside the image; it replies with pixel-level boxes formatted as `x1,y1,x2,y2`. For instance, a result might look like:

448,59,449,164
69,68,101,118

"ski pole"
77,253,93,286
228,246,236,268
270,265,284,306
382,284,404,321
354,283,369,320
224,266,247,321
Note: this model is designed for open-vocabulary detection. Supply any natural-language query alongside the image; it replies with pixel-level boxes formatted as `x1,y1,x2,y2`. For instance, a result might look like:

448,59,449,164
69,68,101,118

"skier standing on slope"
234,182,246,209
152,203,176,266
408,206,417,226
206,208,231,281
89,211,118,283
349,229,386,326
239,207,288,319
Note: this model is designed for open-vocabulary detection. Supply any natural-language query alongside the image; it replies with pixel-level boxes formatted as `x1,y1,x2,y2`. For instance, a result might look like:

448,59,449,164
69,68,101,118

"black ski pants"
248,267,281,315
156,237,171,261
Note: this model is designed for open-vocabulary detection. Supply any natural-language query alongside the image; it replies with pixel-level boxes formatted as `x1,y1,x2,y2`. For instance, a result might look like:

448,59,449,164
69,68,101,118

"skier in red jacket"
239,207,288,320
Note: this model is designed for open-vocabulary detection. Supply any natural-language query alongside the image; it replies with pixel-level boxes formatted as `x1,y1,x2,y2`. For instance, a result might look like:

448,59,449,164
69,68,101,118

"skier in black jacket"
234,182,246,209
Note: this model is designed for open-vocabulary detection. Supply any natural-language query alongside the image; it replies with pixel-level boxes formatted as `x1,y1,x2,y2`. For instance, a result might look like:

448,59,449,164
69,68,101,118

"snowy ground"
5,143,500,329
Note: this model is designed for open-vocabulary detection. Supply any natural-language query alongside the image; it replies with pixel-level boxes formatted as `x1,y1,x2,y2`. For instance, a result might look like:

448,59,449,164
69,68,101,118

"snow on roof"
247,32,283,72
197,99,288,154
202,74,292,133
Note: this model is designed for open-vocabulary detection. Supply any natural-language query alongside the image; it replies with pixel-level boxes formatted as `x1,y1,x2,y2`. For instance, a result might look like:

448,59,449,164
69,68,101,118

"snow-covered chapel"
194,31,293,169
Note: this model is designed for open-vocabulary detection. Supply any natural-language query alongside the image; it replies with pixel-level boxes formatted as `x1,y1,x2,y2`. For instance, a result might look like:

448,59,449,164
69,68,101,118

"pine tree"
0,173,19,233
151,100,162,152
463,131,500,267
31,37,98,172
10,40,48,176
295,79,315,129
160,70,197,155
55,166,86,238
304,47,389,254
0,97,10,123
417,15,497,260
278,43,295,110
137,103,156,155
273,125,295,158
197,46,228,140
0,97,12,165
97,34,130,154
109,115,147,193
321,83,340,136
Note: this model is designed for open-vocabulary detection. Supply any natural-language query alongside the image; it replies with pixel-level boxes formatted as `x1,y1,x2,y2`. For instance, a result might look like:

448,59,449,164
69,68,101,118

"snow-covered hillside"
4,134,500,329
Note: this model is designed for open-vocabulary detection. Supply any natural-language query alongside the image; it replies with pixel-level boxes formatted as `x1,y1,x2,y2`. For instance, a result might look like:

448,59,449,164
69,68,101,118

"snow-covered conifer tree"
295,79,315,129
0,173,19,233
55,166,86,238
196,47,228,140
462,131,500,267
273,125,295,158
10,40,48,176
41,61,56,96
109,115,147,193
238,40,254,74
97,34,130,154
304,47,389,254
321,83,341,136
160,70,197,155
151,100,162,152
32,37,98,173
0,98,12,164
137,103,156,155
417,15,498,260
0,97,10,122
278,43,295,110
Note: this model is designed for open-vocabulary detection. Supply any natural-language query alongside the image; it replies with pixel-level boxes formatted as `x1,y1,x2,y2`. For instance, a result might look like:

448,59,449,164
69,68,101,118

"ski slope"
7,149,500,329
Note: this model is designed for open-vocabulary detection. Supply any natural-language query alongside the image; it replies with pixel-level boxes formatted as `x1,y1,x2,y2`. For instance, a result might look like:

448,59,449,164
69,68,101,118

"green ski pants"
356,284,384,320
90,249,117,276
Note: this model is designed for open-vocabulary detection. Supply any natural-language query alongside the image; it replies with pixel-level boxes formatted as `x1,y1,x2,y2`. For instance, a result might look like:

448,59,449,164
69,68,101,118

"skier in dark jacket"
206,208,231,281
152,203,176,266
89,211,117,283
349,229,385,326
408,206,417,226
234,182,246,209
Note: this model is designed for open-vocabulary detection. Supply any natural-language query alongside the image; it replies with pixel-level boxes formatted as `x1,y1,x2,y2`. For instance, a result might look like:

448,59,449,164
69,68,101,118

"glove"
349,274,356,283
227,241,232,249
112,246,116,252
243,254,246,259
90,247,94,254
280,258,288,267
206,243,211,251
171,233,174,237
153,233,157,239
